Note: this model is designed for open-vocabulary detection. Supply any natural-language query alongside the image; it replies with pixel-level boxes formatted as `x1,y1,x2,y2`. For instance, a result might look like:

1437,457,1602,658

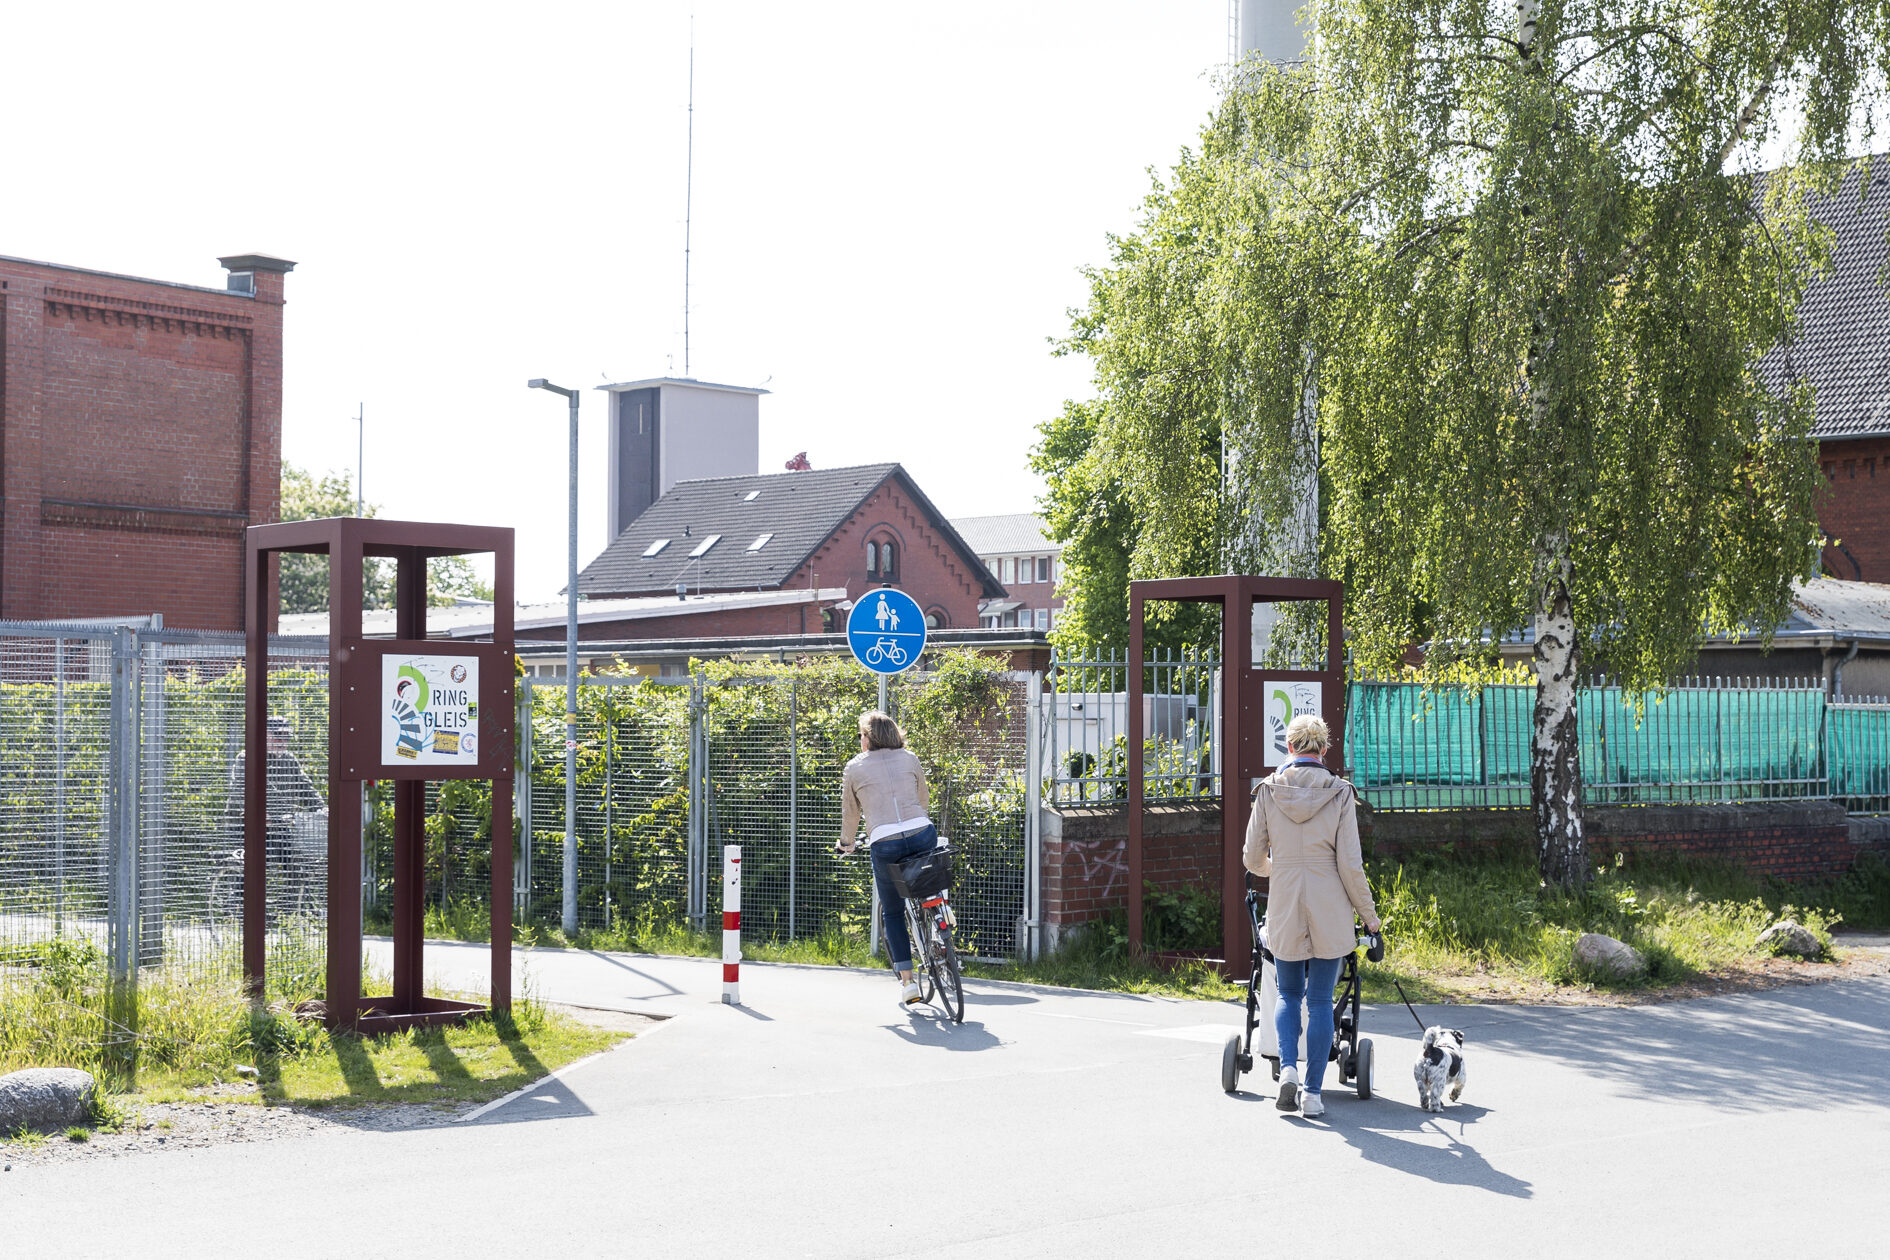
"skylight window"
642,539,670,557
689,533,722,558
743,490,760,502
747,532,774,552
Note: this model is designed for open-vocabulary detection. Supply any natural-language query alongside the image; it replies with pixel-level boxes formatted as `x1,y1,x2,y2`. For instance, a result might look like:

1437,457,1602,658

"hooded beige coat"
1242,764,1380,961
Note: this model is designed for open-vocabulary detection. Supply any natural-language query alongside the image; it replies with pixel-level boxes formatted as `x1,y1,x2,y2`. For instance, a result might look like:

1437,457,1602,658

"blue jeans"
1275,956,1344,1094
869,825,938,972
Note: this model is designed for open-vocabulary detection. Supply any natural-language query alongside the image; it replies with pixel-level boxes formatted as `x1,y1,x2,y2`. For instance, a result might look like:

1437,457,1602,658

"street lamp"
528,377,580,936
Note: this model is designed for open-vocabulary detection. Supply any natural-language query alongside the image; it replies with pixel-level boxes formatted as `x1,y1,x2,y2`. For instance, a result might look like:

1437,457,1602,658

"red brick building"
1,251,293,630
576,463,1005,629
1772,164,1890,580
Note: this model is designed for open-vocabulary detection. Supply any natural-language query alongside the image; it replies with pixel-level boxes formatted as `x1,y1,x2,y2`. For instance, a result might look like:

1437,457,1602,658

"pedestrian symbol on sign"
847,588,926,676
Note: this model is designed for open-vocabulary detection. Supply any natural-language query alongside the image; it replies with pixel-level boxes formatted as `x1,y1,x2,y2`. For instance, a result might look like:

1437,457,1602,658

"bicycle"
863,638,908,668
837,840,965,1023
208,809,327,938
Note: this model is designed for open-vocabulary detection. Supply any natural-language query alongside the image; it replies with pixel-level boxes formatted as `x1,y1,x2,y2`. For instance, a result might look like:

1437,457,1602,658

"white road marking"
1136,1024,1243,1043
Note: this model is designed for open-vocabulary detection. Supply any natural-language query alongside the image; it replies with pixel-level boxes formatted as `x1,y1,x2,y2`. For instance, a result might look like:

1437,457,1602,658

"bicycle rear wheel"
931,925,964,1024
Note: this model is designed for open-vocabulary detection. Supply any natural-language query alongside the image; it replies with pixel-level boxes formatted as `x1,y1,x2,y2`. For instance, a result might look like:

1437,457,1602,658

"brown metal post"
1327,594,1347,774
327,518,365,1026
1127,591,1145,955
1223,582,1251,972
489,535,516,1013
242,539,270,998
391,548,427,1011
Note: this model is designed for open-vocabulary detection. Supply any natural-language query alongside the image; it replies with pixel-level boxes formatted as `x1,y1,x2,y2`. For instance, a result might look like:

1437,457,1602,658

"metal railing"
1045,647,1218,803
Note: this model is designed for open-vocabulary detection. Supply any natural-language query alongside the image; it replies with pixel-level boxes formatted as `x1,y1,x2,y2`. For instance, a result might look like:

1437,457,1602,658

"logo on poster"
382,654,480,766
1262,679,1324,766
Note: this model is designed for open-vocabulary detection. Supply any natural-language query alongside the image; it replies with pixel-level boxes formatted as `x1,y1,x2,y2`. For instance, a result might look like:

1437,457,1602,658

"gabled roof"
577,463,1006,599
1761,160,1890,441
950,513,1059,556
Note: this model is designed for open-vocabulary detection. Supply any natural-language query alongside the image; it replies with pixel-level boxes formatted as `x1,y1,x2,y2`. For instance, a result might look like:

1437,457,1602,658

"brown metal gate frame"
245,518,516,1032
1127,575,1344,975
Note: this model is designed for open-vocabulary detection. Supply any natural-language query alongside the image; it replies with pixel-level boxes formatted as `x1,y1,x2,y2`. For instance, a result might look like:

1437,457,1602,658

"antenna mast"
683,16,695,379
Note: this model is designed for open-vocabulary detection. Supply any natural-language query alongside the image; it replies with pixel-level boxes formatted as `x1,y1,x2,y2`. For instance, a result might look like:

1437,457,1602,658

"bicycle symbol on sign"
864,638,908,668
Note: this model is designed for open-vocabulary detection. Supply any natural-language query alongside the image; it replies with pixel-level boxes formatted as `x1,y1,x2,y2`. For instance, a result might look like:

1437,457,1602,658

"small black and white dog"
1414,1027,1468,1112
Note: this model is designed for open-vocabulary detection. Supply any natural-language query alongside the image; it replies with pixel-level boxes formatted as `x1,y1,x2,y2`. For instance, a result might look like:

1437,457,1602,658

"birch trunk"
1531,540,1588,888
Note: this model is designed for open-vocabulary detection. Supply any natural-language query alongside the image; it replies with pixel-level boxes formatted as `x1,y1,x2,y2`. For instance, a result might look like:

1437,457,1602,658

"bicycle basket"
889,848,953,899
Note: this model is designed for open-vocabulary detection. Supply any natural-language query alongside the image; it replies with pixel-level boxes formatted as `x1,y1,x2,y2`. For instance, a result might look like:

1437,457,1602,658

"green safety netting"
1347,682,1876,809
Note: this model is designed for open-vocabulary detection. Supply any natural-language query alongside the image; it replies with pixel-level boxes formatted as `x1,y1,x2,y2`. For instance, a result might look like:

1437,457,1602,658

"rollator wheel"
1355,1040,1374,1101
1268,1056,1281,1082
1221,1033,1243,1094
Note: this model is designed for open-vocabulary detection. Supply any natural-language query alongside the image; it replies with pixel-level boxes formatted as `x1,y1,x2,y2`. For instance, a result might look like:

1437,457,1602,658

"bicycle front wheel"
931,925,965,1024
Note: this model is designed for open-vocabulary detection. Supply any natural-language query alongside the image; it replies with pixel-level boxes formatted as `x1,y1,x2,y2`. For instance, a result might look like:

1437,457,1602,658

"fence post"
54,636,66,934
106,626,141,982
1024,670,1042,960
788,677,798,940
516,679,533,915
687,673,706,931
604,691,614,927
139,633,166,965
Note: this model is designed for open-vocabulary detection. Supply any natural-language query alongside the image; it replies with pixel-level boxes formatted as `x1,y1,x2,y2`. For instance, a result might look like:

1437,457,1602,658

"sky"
6,1,1230,601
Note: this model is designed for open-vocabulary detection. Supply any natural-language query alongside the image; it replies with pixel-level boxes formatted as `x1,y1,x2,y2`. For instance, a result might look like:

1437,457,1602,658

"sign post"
845,588,926,958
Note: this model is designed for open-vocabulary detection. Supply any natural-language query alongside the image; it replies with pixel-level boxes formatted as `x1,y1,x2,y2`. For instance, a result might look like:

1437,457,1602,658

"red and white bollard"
721,844,741,1006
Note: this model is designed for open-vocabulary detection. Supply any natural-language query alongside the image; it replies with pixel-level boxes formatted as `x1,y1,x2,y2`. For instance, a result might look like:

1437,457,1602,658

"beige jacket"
1242,763,1379,961
840,748,931,845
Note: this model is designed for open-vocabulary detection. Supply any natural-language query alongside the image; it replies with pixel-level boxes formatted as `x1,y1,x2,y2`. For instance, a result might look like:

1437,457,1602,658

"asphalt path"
7,941,1887,1258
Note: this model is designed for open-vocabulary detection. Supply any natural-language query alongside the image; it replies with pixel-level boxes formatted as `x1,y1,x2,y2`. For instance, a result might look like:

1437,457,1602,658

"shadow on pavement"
888,1015,1004,1052
569,951,686,1001
725,1003,775,1022
1321,1103,1530,1198
1420,977,1890,1112
968,993,1039,1006
458,1074,599,1127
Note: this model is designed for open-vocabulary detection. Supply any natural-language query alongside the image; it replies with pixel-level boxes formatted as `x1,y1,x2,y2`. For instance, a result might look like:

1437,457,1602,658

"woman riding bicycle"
837,710,936,1008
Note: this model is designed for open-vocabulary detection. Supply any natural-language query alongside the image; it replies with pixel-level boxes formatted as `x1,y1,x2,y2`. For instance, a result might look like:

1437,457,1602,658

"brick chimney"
217,252,297,304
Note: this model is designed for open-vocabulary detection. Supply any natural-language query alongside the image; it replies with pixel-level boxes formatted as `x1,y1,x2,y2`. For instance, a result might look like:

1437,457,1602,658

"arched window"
925,607,946,630
880,541,897,578
865,541,879,574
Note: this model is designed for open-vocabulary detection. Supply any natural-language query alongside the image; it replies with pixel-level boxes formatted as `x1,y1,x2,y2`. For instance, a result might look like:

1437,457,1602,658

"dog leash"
1391,979,1430,1034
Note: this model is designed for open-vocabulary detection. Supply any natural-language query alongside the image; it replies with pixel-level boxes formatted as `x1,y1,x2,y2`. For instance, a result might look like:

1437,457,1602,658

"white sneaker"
1300,1091,1325,1119
899,981,922,1006
1275,1066,1300,1112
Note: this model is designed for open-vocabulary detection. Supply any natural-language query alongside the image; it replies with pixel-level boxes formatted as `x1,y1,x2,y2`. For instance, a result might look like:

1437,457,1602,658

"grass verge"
0,940,626,1127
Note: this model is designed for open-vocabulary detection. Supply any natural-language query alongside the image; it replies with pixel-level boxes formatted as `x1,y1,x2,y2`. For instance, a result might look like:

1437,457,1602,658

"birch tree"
1050,0,1887,887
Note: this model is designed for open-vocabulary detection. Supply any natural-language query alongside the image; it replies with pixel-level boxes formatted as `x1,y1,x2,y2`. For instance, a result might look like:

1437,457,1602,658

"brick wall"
0,254,287,629
1364,800,1861,882
789,476,986,630
1039,804,1222,949
1037,798,1870,952
1818,434,1890,583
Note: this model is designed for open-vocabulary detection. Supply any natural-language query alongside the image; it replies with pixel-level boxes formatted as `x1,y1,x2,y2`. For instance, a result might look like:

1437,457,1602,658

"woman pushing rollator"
1244,714,1382,1118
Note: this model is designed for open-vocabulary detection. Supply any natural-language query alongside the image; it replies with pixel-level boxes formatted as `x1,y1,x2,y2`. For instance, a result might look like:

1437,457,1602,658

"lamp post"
528,378,580,936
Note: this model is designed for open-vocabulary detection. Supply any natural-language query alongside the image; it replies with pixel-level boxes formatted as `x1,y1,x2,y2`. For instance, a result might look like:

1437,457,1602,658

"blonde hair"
1285,714,1330,754
859,710,906,751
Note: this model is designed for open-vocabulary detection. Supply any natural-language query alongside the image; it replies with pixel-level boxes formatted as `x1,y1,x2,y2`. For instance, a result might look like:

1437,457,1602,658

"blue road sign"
846,588,927,675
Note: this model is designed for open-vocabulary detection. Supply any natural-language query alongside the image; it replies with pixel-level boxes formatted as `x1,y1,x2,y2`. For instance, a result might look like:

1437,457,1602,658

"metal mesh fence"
0,624,330,998
504,665,1033,961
